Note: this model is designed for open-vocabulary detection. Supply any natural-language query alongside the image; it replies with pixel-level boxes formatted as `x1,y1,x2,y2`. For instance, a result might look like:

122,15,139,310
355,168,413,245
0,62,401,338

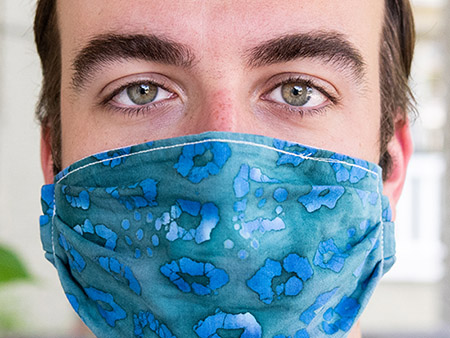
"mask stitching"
51,196,56,264
56,138,379,184
377,181,385,272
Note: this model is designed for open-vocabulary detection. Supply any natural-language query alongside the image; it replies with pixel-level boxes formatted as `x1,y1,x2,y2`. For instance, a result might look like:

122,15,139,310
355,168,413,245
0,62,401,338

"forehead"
57,1,384,67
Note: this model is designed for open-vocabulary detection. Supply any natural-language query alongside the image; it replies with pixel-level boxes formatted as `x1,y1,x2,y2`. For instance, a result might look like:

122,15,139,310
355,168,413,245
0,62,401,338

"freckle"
218,101,232,111
209,91,235,129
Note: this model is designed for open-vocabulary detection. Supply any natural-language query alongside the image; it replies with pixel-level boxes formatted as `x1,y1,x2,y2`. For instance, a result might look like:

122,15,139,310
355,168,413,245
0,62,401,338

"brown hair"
379,0,416,179
34,0,415,179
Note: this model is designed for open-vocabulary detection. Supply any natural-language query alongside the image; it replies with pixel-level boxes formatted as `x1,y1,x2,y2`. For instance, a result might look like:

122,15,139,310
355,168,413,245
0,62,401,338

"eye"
267,81,328,108
112,82,174,107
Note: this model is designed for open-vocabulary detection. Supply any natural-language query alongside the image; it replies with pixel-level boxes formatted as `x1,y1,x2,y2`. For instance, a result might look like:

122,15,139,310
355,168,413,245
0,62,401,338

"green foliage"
0,307,20,332
0,244,31,285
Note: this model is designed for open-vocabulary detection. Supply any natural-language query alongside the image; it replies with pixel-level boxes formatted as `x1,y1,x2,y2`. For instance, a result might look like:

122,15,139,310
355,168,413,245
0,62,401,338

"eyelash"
100,75,339,117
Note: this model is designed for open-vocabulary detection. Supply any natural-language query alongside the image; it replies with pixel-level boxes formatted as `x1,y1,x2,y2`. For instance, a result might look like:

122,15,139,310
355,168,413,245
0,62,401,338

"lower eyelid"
270,98,330,111
103,96,180,117
280,104,331,118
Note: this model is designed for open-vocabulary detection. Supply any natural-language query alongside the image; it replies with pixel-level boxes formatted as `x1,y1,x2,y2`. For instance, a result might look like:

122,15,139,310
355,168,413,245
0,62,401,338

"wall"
0,0,76,335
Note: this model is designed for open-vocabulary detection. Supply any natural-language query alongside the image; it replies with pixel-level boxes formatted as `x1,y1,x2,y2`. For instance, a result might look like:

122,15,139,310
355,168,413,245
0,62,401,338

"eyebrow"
245,32,366,81
71,34,195,89
71,31,366,90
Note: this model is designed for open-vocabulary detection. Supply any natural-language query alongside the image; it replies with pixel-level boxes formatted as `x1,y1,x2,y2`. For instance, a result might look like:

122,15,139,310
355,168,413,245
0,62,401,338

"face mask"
40,131,394,338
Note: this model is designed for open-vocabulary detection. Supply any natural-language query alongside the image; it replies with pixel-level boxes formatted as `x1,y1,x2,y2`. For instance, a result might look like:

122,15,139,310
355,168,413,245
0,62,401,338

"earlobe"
382,119,413,214
41,126,55,184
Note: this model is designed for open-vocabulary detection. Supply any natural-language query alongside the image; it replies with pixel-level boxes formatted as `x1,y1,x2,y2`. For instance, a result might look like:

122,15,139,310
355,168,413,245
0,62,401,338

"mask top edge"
54,131,382,184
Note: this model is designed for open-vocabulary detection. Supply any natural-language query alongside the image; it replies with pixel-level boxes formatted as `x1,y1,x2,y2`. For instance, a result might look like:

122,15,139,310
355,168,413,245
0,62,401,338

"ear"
382,119,413,217
41,126,55,184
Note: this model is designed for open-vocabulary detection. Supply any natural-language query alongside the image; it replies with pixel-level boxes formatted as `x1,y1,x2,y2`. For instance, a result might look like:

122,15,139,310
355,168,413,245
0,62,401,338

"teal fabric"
39,132,395,338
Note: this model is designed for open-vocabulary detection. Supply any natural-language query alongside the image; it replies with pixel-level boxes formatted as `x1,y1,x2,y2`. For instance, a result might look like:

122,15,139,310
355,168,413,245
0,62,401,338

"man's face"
45,4,412,336
57,1,384,169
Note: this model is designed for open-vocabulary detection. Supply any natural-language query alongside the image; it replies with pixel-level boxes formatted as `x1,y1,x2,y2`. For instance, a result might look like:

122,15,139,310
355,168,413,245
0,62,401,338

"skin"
41,1,413,336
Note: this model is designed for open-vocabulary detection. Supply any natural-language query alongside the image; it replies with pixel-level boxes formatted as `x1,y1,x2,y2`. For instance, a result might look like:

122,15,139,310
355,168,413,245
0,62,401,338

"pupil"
291,86,302,96
140,85,150,95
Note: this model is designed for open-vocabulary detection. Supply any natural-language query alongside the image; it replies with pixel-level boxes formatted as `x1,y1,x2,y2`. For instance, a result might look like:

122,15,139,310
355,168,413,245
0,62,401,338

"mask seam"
51,196,57,263
56,138,379,184
377,180,385,274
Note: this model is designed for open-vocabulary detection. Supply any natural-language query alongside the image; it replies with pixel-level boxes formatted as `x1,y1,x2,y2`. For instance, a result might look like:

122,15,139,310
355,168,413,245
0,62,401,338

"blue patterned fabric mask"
40,132,394,338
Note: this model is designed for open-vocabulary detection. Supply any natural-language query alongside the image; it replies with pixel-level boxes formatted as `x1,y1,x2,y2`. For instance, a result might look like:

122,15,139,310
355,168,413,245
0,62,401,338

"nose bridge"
186,22,251,135
191,87,242,134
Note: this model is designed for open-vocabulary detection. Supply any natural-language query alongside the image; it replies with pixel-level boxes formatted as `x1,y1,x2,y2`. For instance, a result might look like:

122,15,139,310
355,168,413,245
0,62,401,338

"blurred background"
0,0,449,337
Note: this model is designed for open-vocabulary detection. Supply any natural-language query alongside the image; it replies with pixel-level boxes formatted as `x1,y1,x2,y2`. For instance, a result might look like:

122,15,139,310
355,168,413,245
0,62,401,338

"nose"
185,88,253,135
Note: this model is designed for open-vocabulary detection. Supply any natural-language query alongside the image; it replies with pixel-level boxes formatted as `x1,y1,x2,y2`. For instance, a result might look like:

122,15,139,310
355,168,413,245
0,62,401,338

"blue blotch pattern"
122,219,130,230
164,200,220,244
239,250,249,260
66,293,80,313
274,329,310,338
134,311,176,338
234,164,251,198
174,141,231,183
99,256,141,295
40,132,391,337
300,288,339,325
321,297,361,334
94,225,118,251
313,239,349,273
298,186,345,213
62,186,90,210
93,147,131,168
40,184,55,226
273,139,318,167
194,310,262,338
247,254,313,304
107,178,158,210
160,257,229,296
84,287,126,327
59,234,86,273
273,188,288,203
330,154,369,183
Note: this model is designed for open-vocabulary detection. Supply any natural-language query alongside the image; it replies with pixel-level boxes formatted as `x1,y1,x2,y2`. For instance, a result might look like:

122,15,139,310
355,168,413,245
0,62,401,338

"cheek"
340,105,381,164
60,92,106,168
306,105,381,164
337,72,381,163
